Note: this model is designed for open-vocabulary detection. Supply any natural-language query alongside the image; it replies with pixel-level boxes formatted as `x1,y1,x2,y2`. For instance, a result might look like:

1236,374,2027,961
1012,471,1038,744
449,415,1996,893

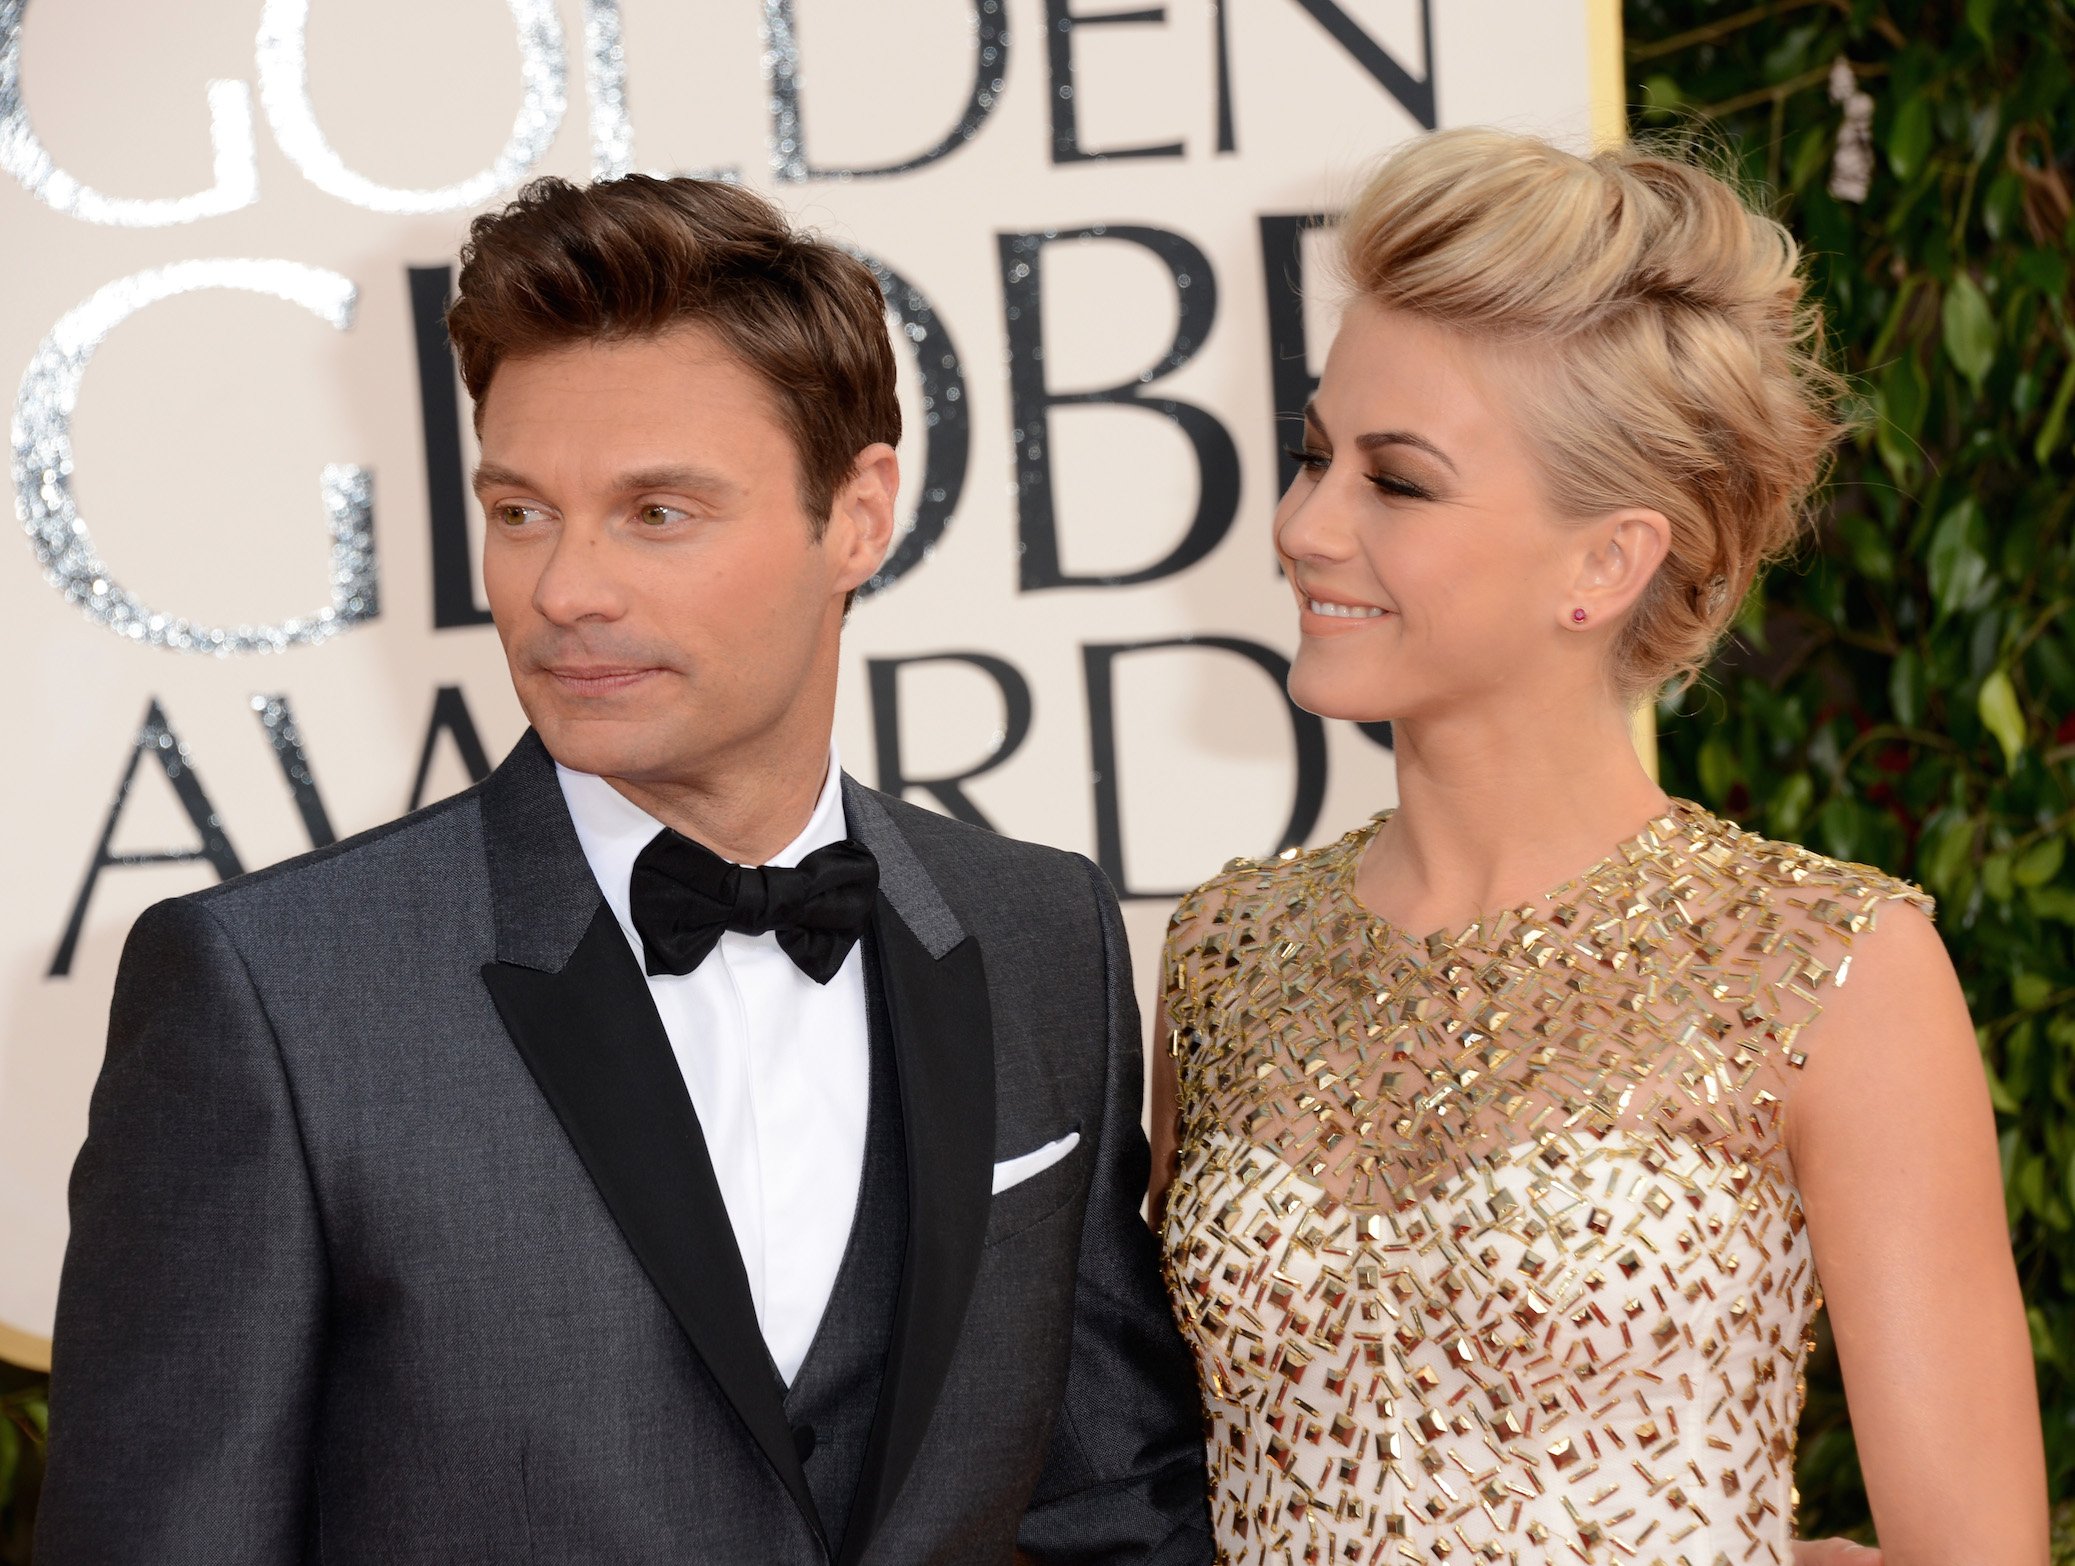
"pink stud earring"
1570,608,1588,624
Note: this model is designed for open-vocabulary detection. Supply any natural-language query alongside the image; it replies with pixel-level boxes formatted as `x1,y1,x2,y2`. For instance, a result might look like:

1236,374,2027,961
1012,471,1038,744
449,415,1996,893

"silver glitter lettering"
763,0,805,177
11,259,379,655
582,0,632,179
256,0,565,214
764,0,1006,182
251,692,337,846
0,0,258,225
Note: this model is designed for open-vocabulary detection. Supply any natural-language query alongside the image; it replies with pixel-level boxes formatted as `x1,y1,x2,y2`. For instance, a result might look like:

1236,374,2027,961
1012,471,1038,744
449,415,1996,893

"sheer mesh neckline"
1335,797,1696,953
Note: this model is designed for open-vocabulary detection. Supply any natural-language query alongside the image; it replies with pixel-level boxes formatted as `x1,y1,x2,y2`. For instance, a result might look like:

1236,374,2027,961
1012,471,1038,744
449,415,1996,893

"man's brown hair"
447,174,900,534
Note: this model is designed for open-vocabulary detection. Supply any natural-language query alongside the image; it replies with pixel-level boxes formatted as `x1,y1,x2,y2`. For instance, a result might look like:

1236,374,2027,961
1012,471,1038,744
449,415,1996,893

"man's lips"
538,664,666,693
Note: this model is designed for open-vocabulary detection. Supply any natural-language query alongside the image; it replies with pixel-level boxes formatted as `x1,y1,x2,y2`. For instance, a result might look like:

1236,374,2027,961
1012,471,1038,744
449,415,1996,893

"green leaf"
1818,797,1866,863
2015,835,2066,888
2028,1306,2059,1366
2015,246,2070,298
1641,74,1684,113
1887,94,1934,181
1983,167,2024,242
2025,884,2075,924
2035,359,2075,467
2007,1019,2038,1087
1928,500,1991,616
1788,126,1831,195
1883,353,1930,438
1836,513,1895,581
1889,648,1925,726
1968,0,1998,50
1875,354,1928,481
1734,588,1767,646
2014,970,2054,1010
2014,368,2044,421
1977,668,2027,769
1967,103,2000,165
1943,274,1999,392
1920,811,1978,898
1762,21,1822,80
1983,1070,2016,1120
2017,1154,2049,1220
1984,851,2014,903
1771,772,1816,837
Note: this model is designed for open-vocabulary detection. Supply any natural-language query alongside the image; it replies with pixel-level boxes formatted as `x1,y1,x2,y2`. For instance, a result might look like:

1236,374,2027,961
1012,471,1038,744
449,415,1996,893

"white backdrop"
1,0,1619,1364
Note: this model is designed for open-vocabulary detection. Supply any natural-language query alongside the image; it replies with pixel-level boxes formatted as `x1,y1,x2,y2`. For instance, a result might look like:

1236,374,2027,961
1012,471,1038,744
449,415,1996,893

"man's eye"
495,504,544,527
638,505,690,527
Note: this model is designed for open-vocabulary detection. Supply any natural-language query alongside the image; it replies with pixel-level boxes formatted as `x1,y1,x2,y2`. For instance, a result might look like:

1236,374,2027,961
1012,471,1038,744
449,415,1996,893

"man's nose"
532,522,630,625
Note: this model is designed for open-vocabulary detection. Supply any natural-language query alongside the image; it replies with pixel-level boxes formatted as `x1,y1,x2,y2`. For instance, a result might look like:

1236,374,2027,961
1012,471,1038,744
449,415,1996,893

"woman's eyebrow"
1353,429,1458,474
1298,402,1458,474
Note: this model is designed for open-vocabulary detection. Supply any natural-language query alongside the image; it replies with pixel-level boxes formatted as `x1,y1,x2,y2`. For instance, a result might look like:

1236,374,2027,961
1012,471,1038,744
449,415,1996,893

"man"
38,175,1212,1565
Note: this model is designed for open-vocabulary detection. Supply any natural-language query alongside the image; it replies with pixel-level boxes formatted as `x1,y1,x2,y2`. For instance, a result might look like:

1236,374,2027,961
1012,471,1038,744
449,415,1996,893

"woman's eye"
1369,474,1433,501
638,504,690,527
1282,445,1329,473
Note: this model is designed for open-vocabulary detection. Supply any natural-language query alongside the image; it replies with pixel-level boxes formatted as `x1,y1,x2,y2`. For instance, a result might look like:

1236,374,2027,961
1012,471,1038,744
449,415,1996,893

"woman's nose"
1274,473,1354,565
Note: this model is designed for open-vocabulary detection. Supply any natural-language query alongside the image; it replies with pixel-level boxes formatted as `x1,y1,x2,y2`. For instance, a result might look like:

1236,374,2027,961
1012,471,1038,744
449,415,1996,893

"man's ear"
1565,506,1672,629
827,443,900,596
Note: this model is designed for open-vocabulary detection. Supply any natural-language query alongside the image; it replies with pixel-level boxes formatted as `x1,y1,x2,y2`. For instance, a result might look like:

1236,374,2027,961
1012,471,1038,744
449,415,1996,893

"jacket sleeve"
1015,859,1215,1566
37,897,327,1565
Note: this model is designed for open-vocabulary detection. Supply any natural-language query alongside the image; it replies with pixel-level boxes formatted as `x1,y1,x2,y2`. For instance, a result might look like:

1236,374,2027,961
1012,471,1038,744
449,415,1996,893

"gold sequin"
1161,801,1928,1564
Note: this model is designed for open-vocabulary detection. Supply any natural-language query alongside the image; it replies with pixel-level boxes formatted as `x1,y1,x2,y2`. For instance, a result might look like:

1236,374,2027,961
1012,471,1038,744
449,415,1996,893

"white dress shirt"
555,748,869,1384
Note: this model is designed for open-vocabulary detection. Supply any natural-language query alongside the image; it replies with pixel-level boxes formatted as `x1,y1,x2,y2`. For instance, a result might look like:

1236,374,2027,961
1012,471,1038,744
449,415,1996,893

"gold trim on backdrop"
0,1318,51,1373
1585,0,1627,149
1587,0,1655,778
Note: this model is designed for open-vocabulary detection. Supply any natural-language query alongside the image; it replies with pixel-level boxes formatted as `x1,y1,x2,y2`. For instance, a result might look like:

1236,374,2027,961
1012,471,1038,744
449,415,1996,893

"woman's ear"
1562,507,1672,630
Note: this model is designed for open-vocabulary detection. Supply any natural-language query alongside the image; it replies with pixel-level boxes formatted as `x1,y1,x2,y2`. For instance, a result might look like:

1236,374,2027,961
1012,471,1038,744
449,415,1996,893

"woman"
1149,129,2045,1564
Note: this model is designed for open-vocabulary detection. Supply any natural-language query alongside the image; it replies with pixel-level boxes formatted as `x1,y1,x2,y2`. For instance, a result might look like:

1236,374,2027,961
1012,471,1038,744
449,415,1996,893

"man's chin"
528,708,684,782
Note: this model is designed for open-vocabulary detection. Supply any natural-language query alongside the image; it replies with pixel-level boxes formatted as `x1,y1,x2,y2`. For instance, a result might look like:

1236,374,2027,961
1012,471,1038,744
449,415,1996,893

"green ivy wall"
1629,0,2075,1541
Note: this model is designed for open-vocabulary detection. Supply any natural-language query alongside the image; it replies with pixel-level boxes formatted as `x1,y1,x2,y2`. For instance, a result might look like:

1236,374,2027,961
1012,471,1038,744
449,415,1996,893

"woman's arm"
1790,901,2047,1563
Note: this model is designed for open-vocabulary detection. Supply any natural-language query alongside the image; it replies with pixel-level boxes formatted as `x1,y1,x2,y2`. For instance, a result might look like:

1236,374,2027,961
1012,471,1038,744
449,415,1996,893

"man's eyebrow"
1300,400,1459,475
613,465,738,494
469,461,531,494
469,463,741,494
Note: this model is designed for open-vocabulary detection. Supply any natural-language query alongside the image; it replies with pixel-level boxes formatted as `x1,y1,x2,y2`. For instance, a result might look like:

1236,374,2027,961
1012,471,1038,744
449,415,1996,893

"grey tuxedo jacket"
38,732,1213,1565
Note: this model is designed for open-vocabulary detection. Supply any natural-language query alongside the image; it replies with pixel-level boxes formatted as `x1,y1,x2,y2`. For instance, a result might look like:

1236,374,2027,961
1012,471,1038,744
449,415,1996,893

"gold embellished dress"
1159,801,1929,1564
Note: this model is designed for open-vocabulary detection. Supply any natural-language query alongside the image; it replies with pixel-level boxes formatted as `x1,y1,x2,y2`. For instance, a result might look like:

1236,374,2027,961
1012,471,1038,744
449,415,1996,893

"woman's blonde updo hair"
1338,127,1846,699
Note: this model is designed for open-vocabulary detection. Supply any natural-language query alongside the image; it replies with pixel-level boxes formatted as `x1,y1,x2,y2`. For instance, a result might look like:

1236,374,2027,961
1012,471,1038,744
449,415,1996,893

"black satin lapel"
480,906,821,1540
479,730,599,973
842,900,995,1563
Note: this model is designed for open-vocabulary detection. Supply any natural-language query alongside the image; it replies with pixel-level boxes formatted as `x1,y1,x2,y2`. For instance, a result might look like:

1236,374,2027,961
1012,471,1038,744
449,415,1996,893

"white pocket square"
991,1130,1081,1195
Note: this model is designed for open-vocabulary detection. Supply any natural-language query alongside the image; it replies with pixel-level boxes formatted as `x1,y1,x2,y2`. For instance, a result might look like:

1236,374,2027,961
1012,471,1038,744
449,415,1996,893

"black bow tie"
629,829,878,985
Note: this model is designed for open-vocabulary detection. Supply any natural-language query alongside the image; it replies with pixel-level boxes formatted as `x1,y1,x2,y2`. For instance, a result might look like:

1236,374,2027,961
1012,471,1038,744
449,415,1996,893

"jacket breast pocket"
982,1134,1090,1249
